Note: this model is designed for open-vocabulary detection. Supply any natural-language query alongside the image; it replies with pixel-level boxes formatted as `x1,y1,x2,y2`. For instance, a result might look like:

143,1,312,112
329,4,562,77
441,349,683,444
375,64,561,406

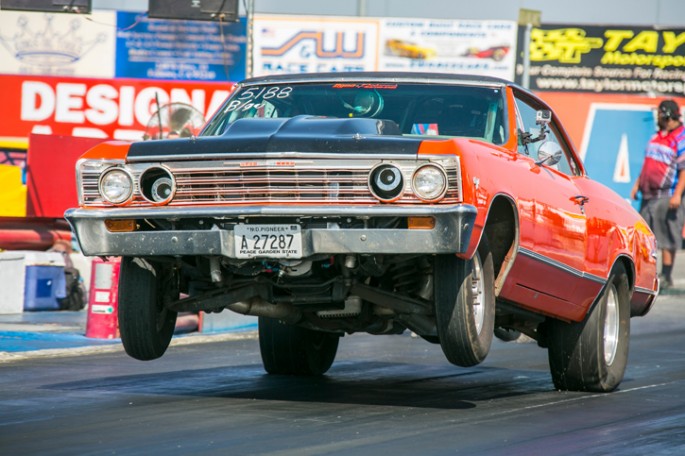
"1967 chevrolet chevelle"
65,72,659,392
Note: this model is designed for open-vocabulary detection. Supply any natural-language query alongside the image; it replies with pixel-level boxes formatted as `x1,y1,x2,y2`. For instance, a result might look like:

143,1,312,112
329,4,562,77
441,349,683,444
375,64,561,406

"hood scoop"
127,115,421,160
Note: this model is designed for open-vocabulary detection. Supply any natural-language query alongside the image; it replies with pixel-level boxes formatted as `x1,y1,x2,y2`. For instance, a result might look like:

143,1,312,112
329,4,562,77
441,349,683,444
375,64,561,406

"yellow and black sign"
515,24,685,95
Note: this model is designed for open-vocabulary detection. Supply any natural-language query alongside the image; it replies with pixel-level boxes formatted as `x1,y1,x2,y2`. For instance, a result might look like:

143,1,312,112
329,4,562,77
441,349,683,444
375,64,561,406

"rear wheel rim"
604,285,619,366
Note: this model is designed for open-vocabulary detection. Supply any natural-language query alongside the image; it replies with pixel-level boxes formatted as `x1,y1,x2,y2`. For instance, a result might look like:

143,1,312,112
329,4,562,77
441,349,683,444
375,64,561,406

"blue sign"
581,106,656,210
115,12,246,82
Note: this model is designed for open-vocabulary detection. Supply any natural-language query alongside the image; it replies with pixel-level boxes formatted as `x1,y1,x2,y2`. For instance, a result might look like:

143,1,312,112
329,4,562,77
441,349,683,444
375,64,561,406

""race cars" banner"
252,15,517,80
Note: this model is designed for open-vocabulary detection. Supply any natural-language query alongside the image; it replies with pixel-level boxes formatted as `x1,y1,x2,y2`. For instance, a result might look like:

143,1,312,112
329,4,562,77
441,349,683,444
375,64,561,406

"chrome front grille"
171,162,374,204
80,156,462,207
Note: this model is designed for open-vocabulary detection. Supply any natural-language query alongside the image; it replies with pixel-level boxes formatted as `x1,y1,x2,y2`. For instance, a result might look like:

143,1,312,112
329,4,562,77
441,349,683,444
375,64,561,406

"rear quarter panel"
574,177,658,295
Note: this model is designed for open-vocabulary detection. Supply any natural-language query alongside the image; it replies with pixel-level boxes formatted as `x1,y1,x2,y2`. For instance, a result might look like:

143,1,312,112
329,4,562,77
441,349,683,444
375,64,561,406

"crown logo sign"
0,14,106,68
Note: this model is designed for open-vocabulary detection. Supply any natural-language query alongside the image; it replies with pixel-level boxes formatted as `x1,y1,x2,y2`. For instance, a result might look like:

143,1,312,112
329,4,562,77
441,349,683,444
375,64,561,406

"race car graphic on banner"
252,15,517,80
379,18,517,80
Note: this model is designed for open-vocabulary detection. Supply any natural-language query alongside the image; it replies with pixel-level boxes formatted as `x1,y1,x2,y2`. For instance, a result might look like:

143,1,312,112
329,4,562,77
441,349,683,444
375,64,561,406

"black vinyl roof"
240,71,515,88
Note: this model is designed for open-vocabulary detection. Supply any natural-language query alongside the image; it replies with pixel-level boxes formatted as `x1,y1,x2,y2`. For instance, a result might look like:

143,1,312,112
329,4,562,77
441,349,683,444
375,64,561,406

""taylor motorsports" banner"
515,24,685,96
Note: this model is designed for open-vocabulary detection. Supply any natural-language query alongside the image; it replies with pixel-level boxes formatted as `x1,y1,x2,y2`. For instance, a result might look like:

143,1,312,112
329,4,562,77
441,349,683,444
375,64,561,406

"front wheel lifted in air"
118,257,178,361
434,234,496,367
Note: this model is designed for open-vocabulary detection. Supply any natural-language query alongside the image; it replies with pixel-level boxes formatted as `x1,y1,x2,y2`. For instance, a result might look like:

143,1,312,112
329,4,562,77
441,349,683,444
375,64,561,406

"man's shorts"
640,196,685,251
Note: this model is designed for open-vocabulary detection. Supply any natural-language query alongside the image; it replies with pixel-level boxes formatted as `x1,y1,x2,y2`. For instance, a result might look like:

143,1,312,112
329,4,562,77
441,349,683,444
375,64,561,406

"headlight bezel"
412,164,448,202
98,167,134,205
368,163,405,202
139,166,176,205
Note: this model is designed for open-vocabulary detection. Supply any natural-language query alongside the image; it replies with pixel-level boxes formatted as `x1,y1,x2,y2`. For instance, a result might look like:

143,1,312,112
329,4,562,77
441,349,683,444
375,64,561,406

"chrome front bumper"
65,204,477,258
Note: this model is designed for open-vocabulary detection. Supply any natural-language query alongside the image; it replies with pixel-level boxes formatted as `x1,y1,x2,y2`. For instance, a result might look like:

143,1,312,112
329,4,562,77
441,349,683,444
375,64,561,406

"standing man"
631,99,685,288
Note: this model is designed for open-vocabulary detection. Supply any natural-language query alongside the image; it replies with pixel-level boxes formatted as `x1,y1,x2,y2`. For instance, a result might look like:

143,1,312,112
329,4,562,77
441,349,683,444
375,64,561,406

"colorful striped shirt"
638,124,685,199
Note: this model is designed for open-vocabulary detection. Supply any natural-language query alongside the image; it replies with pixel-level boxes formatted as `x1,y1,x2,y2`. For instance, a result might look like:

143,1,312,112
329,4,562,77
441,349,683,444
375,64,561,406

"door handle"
571,195,589,205
571,195,589,214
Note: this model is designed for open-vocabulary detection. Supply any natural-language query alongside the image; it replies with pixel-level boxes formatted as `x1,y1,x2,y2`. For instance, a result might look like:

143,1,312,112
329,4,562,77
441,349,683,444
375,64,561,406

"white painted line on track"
0,330,258,363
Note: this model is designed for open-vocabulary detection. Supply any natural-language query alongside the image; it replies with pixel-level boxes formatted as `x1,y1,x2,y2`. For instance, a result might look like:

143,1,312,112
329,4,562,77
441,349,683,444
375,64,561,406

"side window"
513,95,579,176
514,98,539,156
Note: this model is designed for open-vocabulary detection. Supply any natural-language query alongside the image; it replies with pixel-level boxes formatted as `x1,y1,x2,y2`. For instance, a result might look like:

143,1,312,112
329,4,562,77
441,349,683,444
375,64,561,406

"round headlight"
151,177,173,202
369,164,404,202
99,168,133,204
412,165,447,201
140,167,175,204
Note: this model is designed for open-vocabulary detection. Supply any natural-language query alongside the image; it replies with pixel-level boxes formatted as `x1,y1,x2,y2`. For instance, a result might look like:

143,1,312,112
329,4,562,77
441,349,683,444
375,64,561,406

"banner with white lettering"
0,10,248,82
115,12,246,81
515,24,685,95
0,75,232,140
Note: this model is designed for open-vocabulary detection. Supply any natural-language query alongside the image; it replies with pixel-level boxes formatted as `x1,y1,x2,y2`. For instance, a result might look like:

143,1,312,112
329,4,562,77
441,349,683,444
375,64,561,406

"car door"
498,91,591,321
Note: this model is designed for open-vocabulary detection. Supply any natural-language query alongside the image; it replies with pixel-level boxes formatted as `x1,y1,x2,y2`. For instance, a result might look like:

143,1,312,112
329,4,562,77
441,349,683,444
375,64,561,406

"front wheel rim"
471,254,485,334
603,285,619,366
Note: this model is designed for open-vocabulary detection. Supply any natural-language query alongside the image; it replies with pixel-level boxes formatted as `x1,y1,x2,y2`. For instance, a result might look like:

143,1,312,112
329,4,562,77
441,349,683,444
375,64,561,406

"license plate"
234,224,302,259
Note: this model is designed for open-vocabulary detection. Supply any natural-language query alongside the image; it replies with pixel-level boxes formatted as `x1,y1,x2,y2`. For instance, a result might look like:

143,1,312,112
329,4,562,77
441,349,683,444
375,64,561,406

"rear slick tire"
118,257,178,361
258,317,339,376
547,263,631,392
434,235,496,367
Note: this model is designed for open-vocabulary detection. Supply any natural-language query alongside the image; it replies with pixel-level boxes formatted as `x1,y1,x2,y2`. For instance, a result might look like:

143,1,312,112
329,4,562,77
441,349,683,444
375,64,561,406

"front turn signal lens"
408,216,435,230
105,219,136,232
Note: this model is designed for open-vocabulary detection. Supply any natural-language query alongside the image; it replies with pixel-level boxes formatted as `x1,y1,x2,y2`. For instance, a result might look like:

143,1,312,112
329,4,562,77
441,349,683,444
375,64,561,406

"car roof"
240,71,515,88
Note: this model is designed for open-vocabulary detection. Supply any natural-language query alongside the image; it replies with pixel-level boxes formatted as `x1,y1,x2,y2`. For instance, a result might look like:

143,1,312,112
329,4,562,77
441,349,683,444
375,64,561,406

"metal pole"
246,0,255,78
522,23,532,89
357,0,367,16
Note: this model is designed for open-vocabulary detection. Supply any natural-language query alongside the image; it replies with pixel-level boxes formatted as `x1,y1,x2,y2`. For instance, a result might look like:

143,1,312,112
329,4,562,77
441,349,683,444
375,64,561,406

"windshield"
202,82,507,145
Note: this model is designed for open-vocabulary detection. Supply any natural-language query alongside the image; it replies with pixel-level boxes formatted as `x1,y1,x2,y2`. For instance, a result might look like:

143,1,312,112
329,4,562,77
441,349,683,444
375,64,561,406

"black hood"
128,116,424,159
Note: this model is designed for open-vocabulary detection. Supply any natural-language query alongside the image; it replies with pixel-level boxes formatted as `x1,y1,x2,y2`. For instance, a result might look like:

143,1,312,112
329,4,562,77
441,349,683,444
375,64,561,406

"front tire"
547,263,631,392
258,317,339,375
118,257,178,361
434,235,496,367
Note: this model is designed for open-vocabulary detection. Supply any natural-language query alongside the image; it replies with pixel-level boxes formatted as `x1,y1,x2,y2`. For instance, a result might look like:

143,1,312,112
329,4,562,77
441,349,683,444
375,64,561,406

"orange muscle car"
66,72,658,392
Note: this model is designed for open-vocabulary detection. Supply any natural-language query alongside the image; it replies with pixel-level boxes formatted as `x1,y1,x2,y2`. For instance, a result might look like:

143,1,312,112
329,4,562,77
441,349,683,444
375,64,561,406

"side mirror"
535,140,563,167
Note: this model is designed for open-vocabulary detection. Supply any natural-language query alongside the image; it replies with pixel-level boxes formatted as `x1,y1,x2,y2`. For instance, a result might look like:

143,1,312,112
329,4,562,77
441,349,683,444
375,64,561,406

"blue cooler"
23,252,66,311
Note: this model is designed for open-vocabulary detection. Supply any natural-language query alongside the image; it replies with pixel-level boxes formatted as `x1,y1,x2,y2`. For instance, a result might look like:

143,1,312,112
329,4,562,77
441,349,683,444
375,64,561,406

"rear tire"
494,327,522,342
118,257,178,361
258,317,339,375
547,263,631,392
434,235,495,367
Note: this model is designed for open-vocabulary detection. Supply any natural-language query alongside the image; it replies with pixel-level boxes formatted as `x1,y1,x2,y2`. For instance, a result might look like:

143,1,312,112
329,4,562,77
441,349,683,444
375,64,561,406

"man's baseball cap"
658,99,681,120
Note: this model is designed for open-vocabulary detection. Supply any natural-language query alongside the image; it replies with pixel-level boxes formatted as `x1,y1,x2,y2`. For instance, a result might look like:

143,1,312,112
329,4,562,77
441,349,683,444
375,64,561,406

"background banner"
379,18,516,80
252,15,517,79
0,75,232,141
252,15,380,76
516,24,685,95
0,10,117,78
0,10,247,82
115,12,246,81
